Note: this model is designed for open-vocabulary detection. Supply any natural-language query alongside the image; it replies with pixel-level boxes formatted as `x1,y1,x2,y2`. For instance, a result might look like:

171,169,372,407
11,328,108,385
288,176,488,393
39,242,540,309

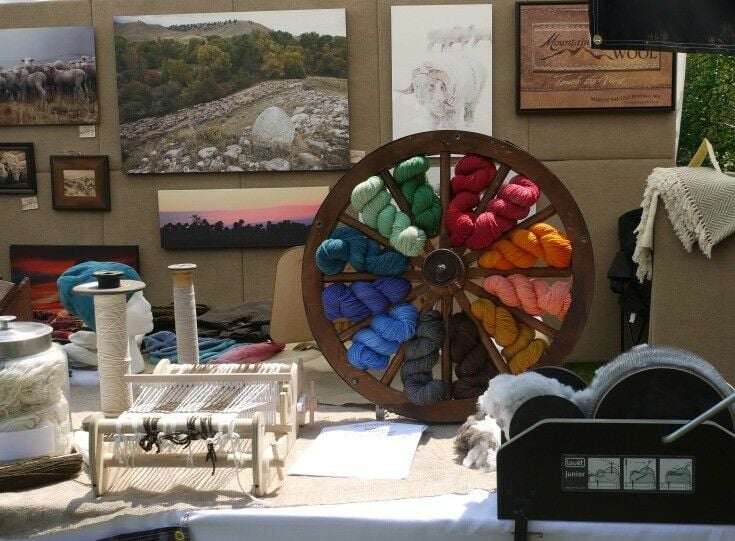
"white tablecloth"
41,490,735,541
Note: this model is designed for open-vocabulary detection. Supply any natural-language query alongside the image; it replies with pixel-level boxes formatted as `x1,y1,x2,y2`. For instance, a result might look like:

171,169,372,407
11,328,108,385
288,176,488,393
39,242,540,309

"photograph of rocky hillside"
113,9,349,174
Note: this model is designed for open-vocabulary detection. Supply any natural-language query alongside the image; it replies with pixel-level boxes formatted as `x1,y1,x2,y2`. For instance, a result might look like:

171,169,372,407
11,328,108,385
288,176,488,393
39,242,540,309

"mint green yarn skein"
393,156,442,238
352,176,426,257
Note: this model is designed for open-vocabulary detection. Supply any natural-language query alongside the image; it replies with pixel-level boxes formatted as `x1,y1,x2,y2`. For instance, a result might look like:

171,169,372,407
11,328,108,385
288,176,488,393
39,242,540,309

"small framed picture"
0,143,36,194
516,1,676,113
50,155,110,210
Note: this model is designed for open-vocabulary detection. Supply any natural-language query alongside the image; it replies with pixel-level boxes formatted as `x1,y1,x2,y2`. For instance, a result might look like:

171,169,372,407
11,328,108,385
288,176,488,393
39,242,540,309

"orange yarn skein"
470,299,547,372
479,223,571,270
482,274,572,319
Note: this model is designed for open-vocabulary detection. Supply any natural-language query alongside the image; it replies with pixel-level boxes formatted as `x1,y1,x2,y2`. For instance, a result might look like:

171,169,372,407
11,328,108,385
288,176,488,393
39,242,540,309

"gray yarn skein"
400,310,446,405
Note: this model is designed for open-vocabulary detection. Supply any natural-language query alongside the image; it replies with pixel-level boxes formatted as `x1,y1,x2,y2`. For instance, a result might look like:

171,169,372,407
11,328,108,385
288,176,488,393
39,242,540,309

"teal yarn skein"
316,227,408,276
393,156,442,238
351,176,427,257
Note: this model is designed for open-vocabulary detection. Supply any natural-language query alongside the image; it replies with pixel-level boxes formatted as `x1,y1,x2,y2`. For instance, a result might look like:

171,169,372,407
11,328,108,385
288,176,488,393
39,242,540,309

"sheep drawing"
425,25,491,52
0,152,26,183
397,56,487,130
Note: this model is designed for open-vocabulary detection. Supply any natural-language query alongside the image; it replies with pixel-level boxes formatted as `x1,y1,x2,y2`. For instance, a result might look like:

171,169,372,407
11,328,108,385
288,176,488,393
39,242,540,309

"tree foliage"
678,53,735,171
115,29,347,123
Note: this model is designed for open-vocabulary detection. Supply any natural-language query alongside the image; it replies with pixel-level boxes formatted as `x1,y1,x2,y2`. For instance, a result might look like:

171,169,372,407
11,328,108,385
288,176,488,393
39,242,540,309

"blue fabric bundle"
143,331,238,364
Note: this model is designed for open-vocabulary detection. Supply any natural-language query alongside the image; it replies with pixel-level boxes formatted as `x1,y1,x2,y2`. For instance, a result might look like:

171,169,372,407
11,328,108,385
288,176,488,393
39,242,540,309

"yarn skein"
347,304,418,370
479,223,571,270
449,312,496,399
471,299,548,373
351,176,427,257
392,156,442,237
400,310,446,405
446,154,541,250
316,227,409,276
322,277,411,323
482,275,572,319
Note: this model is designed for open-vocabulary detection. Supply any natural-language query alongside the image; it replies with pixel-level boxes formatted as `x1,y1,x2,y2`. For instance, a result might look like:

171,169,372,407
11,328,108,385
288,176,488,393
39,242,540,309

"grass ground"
0,98,98,125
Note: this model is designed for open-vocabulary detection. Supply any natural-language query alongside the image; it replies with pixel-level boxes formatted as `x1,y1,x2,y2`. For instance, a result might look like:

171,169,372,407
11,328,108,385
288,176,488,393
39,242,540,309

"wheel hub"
422,248,465,287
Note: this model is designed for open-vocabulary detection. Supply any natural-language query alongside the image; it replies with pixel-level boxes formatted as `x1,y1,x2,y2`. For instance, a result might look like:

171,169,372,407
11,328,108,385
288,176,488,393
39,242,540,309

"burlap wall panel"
0,0,99,172
376,0,529,148
0,172,104,279
544,158,672,362
529,113,677,161
0,0,678,364
101,171,242,307
649,205,735,384
92,0,234,171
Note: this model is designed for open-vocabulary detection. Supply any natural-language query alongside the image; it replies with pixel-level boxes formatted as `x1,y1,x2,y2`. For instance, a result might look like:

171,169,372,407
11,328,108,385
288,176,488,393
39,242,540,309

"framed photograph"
0,143,36,194
516,1,675,113
391,4,493,138
158,186,328,249
113,10,349,174
9,244,139,313
50,155,110,210
0,26,98,126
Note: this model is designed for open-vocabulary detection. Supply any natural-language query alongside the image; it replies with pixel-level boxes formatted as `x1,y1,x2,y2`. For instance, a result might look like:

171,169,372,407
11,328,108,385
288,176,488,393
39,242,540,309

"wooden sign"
517,1,675,113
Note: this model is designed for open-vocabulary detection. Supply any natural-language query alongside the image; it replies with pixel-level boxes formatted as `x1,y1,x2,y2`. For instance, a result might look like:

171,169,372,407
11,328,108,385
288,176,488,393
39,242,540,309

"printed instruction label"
562,455,694,493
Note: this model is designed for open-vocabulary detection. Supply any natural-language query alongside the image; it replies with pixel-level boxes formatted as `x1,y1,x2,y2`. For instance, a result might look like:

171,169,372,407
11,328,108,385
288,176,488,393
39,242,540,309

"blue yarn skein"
347,303,418,370
316,227,408,276
400,310,447,405
57,261,142,331
322,277,411,323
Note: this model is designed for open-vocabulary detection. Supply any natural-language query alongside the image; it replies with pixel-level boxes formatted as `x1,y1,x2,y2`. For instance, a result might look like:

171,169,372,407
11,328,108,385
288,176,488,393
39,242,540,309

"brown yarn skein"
450,313,498,399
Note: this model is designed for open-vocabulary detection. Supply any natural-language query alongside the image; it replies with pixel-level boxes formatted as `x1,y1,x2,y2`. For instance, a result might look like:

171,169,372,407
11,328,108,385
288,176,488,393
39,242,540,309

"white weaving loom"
89,359,313,496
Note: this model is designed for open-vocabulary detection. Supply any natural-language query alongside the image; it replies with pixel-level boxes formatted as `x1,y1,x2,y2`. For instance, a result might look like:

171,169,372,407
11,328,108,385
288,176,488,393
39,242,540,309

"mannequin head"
57,261,152,337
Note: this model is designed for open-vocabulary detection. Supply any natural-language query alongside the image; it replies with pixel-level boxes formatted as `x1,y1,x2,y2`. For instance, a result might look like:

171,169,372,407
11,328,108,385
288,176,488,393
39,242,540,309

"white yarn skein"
94,294,133,416
173,284,199,365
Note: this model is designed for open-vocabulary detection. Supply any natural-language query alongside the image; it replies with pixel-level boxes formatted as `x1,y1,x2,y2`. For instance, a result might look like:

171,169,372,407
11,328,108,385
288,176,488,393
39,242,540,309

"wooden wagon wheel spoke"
463,205,560,264
337,317,373,341
440,291,453,398
463,280,559,339
339,213,424,267
438,151,451,250
475,163,511,216
381,290,440,386
466,267,572,279
452,287,510,375
380,168,435,253
303,131,593,423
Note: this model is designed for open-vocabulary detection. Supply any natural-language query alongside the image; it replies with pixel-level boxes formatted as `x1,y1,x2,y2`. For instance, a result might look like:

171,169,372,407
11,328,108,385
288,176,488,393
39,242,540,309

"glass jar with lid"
0,315,72,462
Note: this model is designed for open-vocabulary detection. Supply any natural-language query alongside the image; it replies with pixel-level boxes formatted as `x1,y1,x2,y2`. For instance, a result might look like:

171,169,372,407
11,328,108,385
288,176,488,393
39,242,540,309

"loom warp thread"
347,304,418,370
400,310,446,405
322,277,411,323
316,227,409,276
446,154,541,250
479,223,571,270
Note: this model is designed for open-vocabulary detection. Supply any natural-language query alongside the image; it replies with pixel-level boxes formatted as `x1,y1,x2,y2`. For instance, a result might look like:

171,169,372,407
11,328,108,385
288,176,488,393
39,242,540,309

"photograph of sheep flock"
113,9,349,174
0,26,98,125
391,4,492,139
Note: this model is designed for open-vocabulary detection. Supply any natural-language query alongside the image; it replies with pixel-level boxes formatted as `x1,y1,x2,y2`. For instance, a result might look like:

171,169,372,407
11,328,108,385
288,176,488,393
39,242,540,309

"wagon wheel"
302,131,594,423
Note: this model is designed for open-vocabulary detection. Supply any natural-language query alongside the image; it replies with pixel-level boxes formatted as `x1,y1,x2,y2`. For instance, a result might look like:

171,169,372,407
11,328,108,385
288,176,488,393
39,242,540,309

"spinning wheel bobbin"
303,131,595,423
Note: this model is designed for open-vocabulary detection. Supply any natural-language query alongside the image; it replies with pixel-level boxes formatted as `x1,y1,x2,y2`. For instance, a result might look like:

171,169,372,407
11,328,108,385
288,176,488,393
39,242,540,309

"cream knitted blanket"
634,166,735,281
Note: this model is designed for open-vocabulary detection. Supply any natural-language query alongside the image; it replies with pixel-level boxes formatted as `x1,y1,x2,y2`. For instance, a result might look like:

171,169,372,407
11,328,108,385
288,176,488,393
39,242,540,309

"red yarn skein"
446,154,541,251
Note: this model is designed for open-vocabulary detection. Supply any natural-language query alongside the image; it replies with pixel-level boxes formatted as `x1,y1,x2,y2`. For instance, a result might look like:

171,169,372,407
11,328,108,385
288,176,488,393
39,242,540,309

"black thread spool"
93,270,124,290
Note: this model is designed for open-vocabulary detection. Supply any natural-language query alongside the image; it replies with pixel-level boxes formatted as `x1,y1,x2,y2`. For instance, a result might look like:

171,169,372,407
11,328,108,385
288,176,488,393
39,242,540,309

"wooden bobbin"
73,271,146,418
168,263,197,289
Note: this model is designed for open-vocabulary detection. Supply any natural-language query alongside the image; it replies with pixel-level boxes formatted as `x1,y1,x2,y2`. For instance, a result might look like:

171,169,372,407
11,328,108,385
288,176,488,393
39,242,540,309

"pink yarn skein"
482,274,571,319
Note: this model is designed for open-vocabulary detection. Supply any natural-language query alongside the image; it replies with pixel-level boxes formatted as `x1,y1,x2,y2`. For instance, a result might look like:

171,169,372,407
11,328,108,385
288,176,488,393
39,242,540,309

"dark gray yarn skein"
400,310,446,405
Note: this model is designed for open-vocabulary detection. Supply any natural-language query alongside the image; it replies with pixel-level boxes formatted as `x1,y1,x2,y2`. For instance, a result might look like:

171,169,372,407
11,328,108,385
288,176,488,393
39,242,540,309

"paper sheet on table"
289,421,427,479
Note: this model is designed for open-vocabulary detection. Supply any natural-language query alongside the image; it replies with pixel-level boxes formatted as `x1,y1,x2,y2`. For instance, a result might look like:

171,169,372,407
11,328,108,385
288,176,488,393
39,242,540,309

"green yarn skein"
352,176,427,257
393,156,442,238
